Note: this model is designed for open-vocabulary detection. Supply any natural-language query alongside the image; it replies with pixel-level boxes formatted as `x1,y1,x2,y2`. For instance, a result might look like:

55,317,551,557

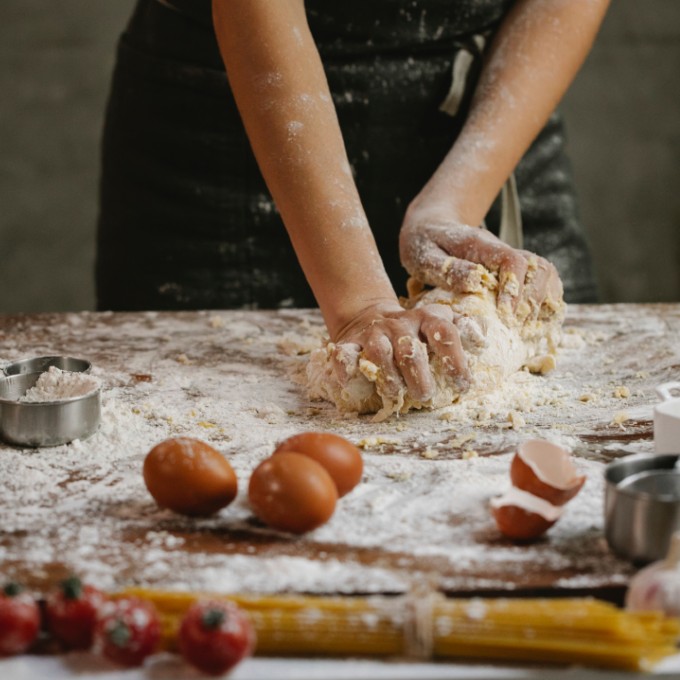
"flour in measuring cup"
20,366,100,402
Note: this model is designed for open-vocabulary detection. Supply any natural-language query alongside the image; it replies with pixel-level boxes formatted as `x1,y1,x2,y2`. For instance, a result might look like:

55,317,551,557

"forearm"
412,0,610,226
212,0,396,338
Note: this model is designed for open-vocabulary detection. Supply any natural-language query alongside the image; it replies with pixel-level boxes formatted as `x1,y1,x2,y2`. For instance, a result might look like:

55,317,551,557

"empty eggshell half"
491,487,563,541
510,439,585,506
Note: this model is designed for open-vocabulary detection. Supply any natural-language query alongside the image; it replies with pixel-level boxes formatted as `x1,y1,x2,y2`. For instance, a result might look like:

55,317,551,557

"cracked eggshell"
491,487,563,541
510,439,585,506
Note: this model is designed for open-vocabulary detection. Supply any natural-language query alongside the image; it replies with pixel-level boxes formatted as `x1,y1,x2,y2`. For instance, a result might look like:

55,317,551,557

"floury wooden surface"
1,305,679,600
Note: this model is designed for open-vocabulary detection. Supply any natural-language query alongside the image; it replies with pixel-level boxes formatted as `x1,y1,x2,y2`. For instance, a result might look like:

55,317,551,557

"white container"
655,381,680,454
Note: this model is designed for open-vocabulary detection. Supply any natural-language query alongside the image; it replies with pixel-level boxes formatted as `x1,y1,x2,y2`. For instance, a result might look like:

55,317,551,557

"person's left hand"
399,207,563,320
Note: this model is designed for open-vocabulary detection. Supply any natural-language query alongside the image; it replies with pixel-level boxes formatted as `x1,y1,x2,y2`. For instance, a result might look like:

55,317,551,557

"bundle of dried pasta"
116,588,679,671
433,598,679,671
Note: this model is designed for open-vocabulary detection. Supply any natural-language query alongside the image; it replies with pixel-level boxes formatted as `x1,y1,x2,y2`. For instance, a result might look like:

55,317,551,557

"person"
97,0,610,403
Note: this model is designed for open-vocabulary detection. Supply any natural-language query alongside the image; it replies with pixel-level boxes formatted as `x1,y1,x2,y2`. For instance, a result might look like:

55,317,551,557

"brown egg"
143,437,238,516
248,452,337,534
510,439,585,506
273,432,363,497
490,487,562,541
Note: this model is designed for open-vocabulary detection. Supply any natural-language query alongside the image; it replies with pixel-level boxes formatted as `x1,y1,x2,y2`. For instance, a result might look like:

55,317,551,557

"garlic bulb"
626,533,680,615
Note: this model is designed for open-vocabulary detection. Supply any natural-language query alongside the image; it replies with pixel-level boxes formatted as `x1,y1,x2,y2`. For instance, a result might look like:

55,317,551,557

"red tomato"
95,597,160,667
0,583,40,656
179,600,256,676
45,576,107,650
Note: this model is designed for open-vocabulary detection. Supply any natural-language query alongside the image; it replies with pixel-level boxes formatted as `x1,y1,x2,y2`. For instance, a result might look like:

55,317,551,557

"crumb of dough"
278,336,321,356
387,471,412,482
611,411,630,427
462,449,479,460
176,353,193,365
613,385,630,399
524,354,557,375
208,315,225,329
579,393,597,402
500,270,520,298
447,433,477,448
420,448,440,460
507,411,526,430
560,328,586,349
357,436,401,449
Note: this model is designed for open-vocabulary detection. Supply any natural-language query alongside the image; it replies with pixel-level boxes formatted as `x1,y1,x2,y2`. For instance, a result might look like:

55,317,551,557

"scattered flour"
1,305,673,597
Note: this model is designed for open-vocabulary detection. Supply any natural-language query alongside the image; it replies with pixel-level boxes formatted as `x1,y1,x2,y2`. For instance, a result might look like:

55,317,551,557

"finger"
497,251,529,315
520,256,564,320
329,342,362,386
544,263,564,306
455,315,488,353
420,317,471,393
403,239,487,294
538,268,565,319
520,257,551,321
361,331,405,401
392,333,435,403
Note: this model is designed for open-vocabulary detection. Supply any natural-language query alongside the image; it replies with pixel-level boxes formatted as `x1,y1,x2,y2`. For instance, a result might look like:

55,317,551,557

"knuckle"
364,333,392,361
396,335,426,366
422,304,454,322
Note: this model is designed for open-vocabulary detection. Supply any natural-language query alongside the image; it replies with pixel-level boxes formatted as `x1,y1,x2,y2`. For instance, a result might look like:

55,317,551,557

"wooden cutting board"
1,304,678,601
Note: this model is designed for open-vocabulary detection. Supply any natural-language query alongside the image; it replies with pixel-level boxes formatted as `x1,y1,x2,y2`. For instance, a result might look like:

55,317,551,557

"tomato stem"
3,582,23,597
108,620,132,648
61,575,83,600
202,609,226,630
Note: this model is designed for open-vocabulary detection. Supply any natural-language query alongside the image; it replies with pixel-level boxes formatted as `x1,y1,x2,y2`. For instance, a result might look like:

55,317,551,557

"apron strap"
499,172,523,249
439,35,524,249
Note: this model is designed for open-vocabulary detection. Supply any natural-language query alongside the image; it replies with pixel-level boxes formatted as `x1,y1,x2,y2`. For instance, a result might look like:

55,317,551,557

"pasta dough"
306,274,564,421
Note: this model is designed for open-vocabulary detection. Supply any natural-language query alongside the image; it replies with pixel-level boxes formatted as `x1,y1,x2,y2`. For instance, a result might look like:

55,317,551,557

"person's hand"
330,301,471,404
399,211,563,320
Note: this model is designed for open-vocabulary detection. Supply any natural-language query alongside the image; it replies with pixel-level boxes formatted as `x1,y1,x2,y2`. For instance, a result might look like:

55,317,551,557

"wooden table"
1,304,679,602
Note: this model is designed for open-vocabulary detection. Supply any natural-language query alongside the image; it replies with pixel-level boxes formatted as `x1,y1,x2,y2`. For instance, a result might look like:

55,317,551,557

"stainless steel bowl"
3,355,91,376
605,453,680,564
0,371,100,447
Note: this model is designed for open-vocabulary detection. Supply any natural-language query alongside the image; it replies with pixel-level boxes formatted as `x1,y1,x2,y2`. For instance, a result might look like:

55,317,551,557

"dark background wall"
1,0,679,313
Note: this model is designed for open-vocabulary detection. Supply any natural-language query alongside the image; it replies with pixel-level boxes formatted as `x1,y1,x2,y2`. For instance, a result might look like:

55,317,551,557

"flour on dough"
306,273,565,421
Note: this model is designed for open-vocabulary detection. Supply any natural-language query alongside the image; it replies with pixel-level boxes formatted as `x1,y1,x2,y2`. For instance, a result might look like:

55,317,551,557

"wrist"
324,292,401,343
406,175,487,231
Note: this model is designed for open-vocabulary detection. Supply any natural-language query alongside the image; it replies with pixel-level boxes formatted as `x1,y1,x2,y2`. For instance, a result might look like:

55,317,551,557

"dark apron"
96,0,598,311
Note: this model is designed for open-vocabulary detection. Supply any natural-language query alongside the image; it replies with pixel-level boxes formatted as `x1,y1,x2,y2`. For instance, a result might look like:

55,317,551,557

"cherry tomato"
248,452,337,533
179,600,255,676
0,583,40,656
45,576,107,650
95,597,160,667
273,431,363,497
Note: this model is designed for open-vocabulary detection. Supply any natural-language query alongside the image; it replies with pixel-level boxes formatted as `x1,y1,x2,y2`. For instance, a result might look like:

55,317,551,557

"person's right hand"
330,300,472,404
